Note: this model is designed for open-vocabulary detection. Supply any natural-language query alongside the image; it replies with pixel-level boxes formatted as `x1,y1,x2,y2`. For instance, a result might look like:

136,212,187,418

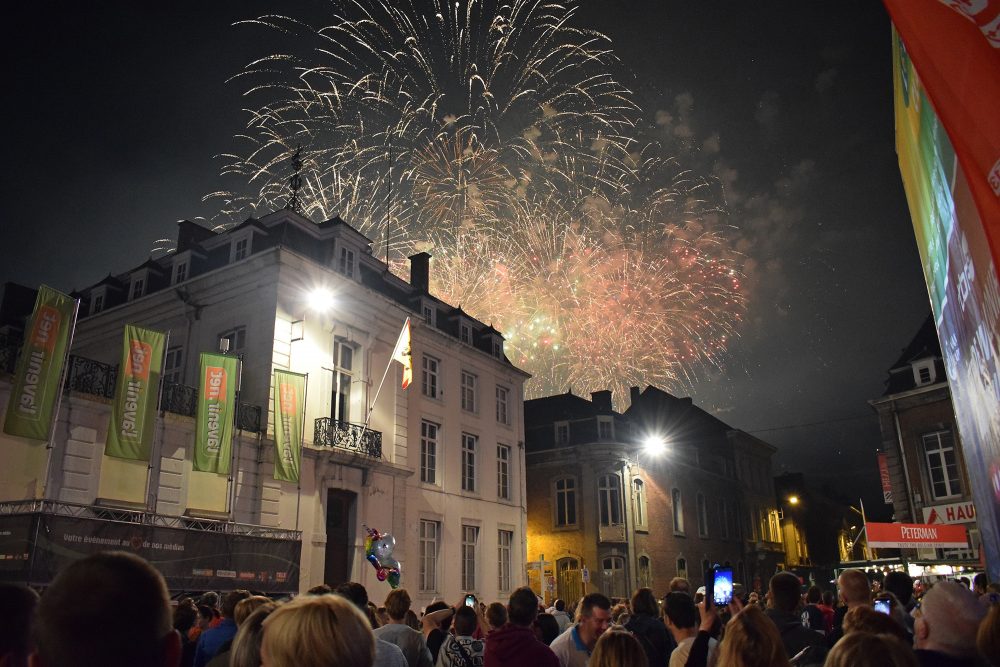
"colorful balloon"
364,526,402,589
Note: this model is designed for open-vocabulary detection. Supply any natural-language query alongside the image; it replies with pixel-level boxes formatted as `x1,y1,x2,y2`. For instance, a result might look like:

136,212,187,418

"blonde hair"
262,594,375,667
230,603,277,667
590,628,646,667
715,605,791,667
235,595,273,626
978,603,1000,666
826,631,917,667
838,569,871,606
384,588,412,621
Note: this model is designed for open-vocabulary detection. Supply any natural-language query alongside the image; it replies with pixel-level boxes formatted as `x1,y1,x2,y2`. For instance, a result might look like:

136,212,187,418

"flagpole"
40,296,81,502
359,318,409,455
145,330,171,513
295,373,308,532
226,353,244,521
859,498,875,560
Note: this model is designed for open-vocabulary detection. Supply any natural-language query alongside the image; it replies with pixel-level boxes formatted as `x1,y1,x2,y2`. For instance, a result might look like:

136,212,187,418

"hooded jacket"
625,613,675,667
484,623,560,667
764,608,827,659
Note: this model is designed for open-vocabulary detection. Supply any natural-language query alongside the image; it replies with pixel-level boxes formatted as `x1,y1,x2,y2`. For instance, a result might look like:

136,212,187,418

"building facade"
0,209,529,606
524,386,782,603
870,315,979,564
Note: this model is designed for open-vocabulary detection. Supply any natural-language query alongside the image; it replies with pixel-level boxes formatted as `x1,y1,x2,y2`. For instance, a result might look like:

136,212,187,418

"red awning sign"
866,522,969,549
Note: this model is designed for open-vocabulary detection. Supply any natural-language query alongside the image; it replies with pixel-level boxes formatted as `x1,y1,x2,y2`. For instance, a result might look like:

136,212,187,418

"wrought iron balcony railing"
237,403,261,432
314,417,382,459
161,382,197,417
0,333,21,374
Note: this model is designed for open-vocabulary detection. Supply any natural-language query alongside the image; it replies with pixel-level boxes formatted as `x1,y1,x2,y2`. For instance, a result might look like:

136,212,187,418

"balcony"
313,418,382,459
599,522,627,543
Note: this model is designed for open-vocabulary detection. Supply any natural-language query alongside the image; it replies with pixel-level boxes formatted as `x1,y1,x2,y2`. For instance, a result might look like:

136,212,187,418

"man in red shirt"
485,587,559,667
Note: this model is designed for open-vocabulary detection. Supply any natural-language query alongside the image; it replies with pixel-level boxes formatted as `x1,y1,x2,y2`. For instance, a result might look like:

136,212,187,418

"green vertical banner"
273,369,306,483
105,325,166,461
3,285,78,440
193,353,238,473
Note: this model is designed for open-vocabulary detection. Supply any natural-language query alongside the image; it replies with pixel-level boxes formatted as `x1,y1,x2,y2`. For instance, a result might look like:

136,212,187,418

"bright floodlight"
307,288,335,313
788,495,800,505
642,435,666,456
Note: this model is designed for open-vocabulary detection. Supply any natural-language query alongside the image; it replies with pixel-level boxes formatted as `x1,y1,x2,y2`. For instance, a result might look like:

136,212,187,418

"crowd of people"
1,551,999,667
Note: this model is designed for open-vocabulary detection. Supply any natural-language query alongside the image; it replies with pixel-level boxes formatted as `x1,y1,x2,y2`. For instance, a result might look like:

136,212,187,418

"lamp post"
621,434,668,593
848,503,875,561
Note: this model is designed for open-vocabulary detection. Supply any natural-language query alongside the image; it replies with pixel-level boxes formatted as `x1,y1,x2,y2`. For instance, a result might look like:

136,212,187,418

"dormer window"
174,261,188,284
91,291,105,315
598,416,613,440
339,247,356,279
460,322,472,344
130,277,145,300
555,421,570,445
913,359,936,386
492,338,503,359
233,238,249,261
421,300,436,326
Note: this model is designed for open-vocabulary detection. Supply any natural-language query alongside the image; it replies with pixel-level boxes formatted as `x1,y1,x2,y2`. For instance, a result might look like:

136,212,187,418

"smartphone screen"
465,595,476,607
874,599,891,615
713,567,734,605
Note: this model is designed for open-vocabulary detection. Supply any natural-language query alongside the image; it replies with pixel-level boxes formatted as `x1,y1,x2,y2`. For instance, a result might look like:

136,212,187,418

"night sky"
2,1,932,516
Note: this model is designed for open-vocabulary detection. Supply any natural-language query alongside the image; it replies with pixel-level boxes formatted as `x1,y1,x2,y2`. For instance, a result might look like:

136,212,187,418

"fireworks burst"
211,0,747,403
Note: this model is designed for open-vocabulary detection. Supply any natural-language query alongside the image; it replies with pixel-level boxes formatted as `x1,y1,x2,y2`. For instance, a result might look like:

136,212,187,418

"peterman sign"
866,521,969,549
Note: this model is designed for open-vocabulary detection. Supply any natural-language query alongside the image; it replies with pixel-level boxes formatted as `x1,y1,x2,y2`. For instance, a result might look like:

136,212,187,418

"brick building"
870,315,979,563
524,386,782,603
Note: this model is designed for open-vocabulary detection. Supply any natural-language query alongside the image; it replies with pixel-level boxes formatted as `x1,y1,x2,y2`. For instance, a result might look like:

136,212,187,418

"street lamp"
642,434,667,458
788,495,800,506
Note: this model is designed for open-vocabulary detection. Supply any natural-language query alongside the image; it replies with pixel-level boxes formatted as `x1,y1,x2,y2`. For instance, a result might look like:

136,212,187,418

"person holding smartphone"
664,592,718,667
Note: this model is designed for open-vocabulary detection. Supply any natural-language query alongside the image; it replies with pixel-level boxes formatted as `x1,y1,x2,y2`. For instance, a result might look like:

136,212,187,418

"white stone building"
0,209,529,607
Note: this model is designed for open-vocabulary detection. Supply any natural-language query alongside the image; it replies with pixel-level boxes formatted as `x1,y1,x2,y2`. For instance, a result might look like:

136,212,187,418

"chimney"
591,390,613,413
629,386,641,408
409,252,430,292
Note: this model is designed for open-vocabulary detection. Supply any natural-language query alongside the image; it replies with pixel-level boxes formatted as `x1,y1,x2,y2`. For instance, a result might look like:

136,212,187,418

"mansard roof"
76,209,517,368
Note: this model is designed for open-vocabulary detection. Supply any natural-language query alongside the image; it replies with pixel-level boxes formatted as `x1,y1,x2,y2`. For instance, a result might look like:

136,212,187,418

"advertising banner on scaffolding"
0,510,300,593
3,286,77,441
105,325,166,461
193,353,238,474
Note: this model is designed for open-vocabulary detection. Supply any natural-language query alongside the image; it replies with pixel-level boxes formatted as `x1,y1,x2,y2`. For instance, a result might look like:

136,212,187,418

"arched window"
633,478,647,528
602,556,627,599
555,478,577,526
672,488,685,535
598,475,623,526
638,555,652,589
556,557,581,605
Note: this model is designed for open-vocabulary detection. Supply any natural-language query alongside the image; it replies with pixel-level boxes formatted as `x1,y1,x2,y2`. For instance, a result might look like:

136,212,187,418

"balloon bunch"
364,526,401,589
